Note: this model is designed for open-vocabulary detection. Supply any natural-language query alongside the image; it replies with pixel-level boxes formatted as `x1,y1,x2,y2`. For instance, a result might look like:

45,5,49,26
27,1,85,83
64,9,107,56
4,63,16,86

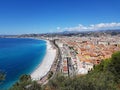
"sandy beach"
31,40,56,80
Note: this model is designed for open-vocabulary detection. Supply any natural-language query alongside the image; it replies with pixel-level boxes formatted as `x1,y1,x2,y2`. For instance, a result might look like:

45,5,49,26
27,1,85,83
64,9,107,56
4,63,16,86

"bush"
108,51,120,83
9,74,41,90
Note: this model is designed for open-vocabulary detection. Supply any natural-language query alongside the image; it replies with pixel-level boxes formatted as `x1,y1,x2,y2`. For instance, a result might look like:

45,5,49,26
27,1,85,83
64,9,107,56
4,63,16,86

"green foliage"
48,71,53,79
9,74,41,90
29,81,41,90
69,46,73,50
93,59,111,72
108,51,120,83
46,72,117,90
0,71,5,84
19,74,31,82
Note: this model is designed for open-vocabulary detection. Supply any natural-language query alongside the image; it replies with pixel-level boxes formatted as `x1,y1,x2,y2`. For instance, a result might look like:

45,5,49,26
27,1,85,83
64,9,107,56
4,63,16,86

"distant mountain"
61,29,120,34
53,29,120,36
0,29,120,38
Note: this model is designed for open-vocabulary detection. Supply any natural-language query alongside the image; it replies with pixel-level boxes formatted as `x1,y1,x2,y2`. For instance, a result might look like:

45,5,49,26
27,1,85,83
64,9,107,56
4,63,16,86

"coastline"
31,40,56,81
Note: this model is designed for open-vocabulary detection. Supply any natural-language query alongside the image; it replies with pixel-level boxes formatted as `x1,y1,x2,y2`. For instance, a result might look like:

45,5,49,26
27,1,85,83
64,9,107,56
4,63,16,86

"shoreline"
31,40,56,81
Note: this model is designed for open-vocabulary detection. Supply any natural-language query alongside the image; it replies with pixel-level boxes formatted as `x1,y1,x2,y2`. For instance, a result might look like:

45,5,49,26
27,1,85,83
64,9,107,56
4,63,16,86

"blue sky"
0,0,120,34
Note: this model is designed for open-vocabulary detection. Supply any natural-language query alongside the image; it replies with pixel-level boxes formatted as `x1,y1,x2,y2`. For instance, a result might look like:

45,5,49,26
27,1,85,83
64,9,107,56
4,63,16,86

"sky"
0,0,120,35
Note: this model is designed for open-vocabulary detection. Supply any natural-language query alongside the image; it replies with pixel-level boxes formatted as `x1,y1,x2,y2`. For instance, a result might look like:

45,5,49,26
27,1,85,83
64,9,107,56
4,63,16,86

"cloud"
58,22,120,31
56,27,63,32
90,23,120,30
57,27,60,30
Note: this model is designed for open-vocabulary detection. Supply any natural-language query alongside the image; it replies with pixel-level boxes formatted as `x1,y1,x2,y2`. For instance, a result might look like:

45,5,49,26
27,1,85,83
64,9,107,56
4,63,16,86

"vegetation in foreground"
9,74,41,90
0,71,5,84
10,51,120,90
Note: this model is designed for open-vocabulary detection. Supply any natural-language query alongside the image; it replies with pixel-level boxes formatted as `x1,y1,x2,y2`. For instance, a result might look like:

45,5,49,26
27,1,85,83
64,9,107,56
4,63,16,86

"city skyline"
0,0,120,34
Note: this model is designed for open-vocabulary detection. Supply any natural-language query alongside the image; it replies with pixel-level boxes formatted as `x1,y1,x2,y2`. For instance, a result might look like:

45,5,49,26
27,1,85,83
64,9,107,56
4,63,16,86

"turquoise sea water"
0,38,46,90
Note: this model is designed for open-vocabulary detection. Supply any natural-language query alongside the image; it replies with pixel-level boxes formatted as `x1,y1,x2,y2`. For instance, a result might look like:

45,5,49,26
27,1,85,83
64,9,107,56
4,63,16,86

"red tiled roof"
63,66,68,71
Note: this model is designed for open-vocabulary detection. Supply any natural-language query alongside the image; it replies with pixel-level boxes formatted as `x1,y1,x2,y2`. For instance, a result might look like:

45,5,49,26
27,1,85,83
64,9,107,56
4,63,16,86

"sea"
0,38,46,90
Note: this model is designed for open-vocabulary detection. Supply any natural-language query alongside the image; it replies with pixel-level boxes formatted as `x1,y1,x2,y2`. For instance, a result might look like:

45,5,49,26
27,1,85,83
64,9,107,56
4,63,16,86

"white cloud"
57,27,60,30
91,23,120,29
56,27,63,32
58,22,120,31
